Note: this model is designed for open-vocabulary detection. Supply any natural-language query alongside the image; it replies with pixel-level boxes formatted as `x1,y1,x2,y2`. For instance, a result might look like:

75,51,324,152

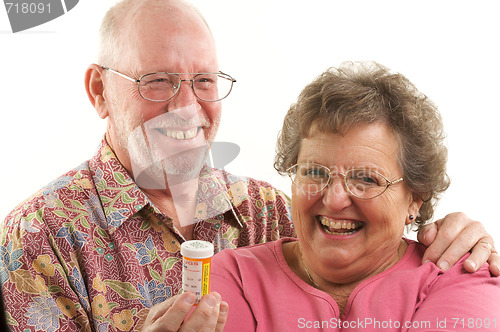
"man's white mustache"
146,115,210,129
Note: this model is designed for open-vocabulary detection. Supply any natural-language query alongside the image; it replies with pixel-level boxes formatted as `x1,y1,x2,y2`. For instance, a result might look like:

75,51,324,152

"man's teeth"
158,127,199,140
320,217,362,235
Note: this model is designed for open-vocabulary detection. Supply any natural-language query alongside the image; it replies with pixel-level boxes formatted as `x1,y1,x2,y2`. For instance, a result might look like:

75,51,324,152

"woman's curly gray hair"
274,61,450,229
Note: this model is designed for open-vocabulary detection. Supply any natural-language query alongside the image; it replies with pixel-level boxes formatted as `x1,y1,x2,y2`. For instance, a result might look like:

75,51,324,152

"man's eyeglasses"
286,162,404,199
101,66,236,102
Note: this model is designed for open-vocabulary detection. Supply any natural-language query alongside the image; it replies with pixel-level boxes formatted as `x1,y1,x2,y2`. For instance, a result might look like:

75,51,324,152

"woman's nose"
322,177,352,212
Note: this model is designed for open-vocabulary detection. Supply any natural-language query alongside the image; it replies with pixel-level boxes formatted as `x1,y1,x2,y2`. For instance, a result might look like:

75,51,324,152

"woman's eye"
306,168,327,177
350,171,381,186
360,176,377,184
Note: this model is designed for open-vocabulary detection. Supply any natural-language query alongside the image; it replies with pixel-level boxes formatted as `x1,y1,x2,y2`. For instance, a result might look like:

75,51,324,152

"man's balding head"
98,0,212,68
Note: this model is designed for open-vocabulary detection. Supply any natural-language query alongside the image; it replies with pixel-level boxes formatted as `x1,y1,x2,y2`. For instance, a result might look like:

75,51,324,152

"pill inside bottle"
181,240,214,304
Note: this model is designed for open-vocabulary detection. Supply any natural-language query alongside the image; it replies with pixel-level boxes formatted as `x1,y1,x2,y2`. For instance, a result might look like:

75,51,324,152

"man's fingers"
464,238,500,276
148,292,196,331
142,292,227,332
421,214,489,268
142,294,178,329
419,213,499,276
487,252,500,277
180,292,222,332
433,223,483,271
463,238,494,272
215,301,229,332
417,222,438,247
421,217,465,266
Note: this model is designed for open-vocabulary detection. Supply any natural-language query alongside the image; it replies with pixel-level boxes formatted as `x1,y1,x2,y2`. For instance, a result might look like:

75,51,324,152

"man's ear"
85,64,109,119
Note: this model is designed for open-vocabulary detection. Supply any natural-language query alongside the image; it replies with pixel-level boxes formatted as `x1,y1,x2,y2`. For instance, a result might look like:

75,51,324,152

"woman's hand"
417,212,499,276
141,292,228,332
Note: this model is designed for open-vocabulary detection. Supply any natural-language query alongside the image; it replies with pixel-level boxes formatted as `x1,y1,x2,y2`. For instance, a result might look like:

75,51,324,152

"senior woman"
211,62,500,331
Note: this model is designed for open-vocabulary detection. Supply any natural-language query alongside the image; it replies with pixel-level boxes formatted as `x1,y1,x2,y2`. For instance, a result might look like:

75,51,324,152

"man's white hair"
97,0,212,68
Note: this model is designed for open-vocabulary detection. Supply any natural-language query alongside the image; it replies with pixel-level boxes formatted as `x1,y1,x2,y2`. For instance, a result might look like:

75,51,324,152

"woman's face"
292,122,420,284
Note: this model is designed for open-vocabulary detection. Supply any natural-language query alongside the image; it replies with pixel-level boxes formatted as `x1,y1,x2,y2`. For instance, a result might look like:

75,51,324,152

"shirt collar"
196,167,243,227
89,138,151,230
89,138,242,230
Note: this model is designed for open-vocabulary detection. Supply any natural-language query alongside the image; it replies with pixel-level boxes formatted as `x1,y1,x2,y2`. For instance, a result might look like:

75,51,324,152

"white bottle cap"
181,240,214,259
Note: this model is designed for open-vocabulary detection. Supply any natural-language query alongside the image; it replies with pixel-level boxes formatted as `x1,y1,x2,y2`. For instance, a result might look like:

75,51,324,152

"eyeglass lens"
291,163,388,199
138,73,233,102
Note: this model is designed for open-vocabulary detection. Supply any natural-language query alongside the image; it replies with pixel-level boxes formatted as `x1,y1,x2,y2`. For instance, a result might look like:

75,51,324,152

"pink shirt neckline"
272,237,418,318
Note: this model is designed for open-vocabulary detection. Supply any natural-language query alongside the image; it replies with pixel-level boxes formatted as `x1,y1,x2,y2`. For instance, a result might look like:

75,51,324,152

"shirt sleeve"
408,264,500,332
212,266,257,331
274,189,296,239
1,205,92,331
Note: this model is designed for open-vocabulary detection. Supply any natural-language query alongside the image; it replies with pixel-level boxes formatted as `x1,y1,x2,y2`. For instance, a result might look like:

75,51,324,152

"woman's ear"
85,64,109,119
407,195,424,224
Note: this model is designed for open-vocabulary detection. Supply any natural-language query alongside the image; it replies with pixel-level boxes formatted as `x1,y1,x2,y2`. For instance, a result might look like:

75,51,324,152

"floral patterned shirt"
0,139,295,331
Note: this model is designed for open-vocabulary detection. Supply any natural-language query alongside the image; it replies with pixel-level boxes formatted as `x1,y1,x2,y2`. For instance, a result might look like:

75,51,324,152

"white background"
1,0,499,244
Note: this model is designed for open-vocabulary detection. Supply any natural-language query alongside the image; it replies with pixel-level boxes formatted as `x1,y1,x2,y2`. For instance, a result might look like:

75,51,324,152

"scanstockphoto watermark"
297,317,498,330
297,318,431,330
3,0,79,33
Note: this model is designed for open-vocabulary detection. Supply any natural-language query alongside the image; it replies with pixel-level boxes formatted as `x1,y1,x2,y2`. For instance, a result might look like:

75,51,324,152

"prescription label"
182,257,211,303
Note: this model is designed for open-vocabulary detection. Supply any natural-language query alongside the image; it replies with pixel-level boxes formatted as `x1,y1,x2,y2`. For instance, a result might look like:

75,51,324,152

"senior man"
1,0,498,331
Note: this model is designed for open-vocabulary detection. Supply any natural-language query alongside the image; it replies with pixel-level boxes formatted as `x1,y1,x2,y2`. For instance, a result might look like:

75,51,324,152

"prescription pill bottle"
181,240,214,304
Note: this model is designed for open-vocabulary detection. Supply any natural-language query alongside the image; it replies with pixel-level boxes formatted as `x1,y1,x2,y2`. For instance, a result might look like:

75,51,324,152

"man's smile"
155,126,202,140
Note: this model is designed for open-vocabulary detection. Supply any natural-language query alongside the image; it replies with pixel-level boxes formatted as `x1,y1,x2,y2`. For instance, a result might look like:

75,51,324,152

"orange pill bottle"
181,240,214,304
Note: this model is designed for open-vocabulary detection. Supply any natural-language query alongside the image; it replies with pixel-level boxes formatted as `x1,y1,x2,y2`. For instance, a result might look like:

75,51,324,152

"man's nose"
169,79,198,109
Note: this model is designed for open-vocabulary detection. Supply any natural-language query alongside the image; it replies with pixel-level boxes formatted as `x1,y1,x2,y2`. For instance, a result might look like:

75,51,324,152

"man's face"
103,4,221,185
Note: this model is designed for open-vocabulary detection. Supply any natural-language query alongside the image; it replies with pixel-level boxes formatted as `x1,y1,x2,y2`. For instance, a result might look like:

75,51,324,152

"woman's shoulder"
401,238,495,280
212,238,295,267
407,243,500,324
361,238,494,300
211,238,299,286
398,238,499,307
211,238,299,302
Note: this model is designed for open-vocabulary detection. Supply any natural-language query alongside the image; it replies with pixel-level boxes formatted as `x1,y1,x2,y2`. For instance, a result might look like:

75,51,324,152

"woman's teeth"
157,127,199,140
319,217,363,235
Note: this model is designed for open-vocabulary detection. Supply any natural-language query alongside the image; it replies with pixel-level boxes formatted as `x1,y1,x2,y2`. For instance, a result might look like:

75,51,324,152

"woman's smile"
318,216,365,236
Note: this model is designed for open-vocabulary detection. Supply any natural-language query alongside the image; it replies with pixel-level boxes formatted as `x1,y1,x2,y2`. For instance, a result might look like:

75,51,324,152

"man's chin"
132,146,208,189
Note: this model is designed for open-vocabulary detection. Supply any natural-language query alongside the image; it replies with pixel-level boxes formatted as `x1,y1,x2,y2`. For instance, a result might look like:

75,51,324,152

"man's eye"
195,75,217,89
141,74,177,87
198,77,214,83
144,78,169,84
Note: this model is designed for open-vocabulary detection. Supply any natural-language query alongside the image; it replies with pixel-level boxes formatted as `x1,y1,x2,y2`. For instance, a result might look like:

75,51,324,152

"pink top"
212,238,500,331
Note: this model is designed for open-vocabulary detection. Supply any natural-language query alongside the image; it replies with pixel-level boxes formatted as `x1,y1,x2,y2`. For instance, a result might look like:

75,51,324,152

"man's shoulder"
3,161,92,229
211,168,274,187
211,168,289,202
